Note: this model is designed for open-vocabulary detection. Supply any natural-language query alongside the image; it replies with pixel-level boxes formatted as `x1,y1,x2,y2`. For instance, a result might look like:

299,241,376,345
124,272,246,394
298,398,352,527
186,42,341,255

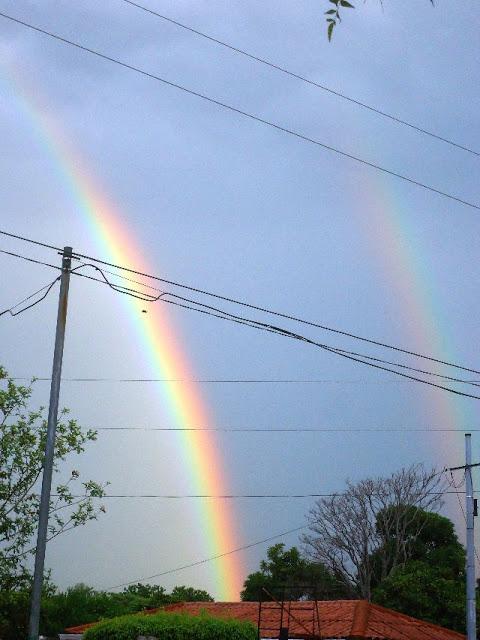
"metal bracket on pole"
28,246,72,640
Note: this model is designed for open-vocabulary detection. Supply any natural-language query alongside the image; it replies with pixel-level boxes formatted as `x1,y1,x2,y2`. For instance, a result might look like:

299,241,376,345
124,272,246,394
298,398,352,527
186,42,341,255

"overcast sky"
1,0,479,600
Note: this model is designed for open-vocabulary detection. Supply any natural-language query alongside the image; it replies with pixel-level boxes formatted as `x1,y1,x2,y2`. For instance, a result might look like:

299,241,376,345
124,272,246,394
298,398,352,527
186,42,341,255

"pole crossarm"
448,462,480,472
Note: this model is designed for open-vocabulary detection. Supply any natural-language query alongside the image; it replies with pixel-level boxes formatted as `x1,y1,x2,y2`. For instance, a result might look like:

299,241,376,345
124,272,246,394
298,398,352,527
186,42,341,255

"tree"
169,585,214,602
241,543,345,601
324,1,434,40
0,582,215,639
372,510,466,631
120,583,213,606
121,583,169,607
0,367,107,590
302,464,445,599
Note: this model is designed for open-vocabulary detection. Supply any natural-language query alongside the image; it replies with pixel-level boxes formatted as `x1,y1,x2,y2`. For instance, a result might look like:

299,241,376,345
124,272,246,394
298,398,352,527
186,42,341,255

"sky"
1,0,479,601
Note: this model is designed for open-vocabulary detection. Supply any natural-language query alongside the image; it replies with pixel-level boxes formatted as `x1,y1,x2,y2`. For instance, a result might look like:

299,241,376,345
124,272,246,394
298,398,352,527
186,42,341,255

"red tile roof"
66,599,466,640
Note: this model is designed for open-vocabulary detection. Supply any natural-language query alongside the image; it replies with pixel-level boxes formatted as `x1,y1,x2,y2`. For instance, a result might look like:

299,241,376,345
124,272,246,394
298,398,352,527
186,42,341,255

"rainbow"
351,174,472,465
3,66,243,600
5,52,476,599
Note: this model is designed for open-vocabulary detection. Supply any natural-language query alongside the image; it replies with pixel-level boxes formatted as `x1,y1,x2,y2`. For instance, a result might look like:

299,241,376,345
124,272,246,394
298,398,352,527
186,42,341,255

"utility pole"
28,246,72,640
465,433,477,640
449,434,479,640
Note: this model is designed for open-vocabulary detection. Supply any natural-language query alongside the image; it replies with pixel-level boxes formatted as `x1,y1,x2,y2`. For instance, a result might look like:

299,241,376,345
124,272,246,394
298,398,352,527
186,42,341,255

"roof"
66,599,466,640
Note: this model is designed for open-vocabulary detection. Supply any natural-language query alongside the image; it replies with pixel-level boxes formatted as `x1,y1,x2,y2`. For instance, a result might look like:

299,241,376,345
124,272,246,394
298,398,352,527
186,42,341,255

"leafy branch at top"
325,0,355,41
324,1,435,40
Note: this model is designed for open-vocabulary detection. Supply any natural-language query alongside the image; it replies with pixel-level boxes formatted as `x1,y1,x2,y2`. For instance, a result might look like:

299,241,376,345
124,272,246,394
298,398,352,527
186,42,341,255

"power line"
107,524,309,589
26,422,480,432
61,262,480,399
12,376,480,384
3,233,480,378
4,244,480,399
147,295,480,398
0,12,479,211
0,230,61,252
66,264,480,399
162,290,480,387
69,263,480,390
0,248,60,271
75,427,480,433
63,491,471,499
67,251,480,377
57,493,357,499
0,277,60,318
4,242,480,399
120,0,480,158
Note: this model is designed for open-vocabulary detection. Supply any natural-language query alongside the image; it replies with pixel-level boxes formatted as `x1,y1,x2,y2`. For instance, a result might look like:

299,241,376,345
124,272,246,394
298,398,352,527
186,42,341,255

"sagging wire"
3,235,480,378
69,264,480,400
0,277,60,318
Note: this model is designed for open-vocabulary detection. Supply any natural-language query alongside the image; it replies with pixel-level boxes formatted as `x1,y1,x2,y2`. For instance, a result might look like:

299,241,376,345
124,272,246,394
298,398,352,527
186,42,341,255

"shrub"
0,591,30,640
83,610,257,640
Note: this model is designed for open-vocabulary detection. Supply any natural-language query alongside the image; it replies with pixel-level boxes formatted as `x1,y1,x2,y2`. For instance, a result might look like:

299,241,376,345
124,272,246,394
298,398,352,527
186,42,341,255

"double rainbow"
5,55,475,599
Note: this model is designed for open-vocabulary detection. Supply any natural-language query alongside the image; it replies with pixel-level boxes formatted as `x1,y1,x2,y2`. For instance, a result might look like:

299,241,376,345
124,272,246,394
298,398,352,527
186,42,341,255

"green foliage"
0,582,215,639
372,509,467,632
324,0,434,40
0,590,30,640
373,561,466,632
0,582,56,640
83,611,257,640
324,0,355,41
121,583,170,607
404,510,464,567
0,367,107,590
240,543,345,601
370,507,465,586
170,586,214,603
40,584,145,635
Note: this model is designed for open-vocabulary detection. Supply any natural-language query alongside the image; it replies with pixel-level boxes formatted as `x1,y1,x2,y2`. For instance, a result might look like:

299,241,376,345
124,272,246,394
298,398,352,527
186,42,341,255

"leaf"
328,21,335,41
329,0,339,4
325,9,337,14
340,0,354,6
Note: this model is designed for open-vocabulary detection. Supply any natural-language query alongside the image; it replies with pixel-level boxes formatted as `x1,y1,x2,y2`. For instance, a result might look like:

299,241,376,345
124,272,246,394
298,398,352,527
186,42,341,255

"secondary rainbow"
351,173,474,465
3,66,243,600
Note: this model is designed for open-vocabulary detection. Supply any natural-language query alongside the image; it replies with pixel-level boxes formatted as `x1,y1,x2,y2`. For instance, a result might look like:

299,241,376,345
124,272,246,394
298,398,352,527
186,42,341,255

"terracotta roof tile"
66,599,466,639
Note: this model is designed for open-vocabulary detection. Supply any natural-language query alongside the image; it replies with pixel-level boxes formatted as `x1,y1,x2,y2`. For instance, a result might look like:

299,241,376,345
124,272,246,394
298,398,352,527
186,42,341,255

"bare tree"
302,464,446,600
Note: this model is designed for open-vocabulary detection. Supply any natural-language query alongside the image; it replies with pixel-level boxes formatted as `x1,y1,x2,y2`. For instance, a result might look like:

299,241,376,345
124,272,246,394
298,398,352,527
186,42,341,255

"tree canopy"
241,543,346,601
301,464,467,632
0,366,107,590
0,581,214,640
372,509,466,632
302,465,445,599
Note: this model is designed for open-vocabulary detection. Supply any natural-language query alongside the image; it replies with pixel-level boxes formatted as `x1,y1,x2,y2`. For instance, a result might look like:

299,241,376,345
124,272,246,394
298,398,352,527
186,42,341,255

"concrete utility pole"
449,435,479,640
465,433,477,640
28,246,72,640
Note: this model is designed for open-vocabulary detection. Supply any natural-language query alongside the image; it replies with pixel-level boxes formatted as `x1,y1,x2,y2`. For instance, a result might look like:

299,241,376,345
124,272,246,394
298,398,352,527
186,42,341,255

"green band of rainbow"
352,174,473,464
3,67,243,600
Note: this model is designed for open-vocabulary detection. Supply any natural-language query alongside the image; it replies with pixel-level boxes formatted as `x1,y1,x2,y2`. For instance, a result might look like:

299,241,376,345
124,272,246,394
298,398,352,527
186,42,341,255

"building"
64,599,466,640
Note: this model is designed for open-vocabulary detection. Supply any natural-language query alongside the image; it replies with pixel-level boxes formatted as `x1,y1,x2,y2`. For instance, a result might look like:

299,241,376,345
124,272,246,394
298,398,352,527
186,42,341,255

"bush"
83,611,257,640
0,591,30,640
0,583,217,639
